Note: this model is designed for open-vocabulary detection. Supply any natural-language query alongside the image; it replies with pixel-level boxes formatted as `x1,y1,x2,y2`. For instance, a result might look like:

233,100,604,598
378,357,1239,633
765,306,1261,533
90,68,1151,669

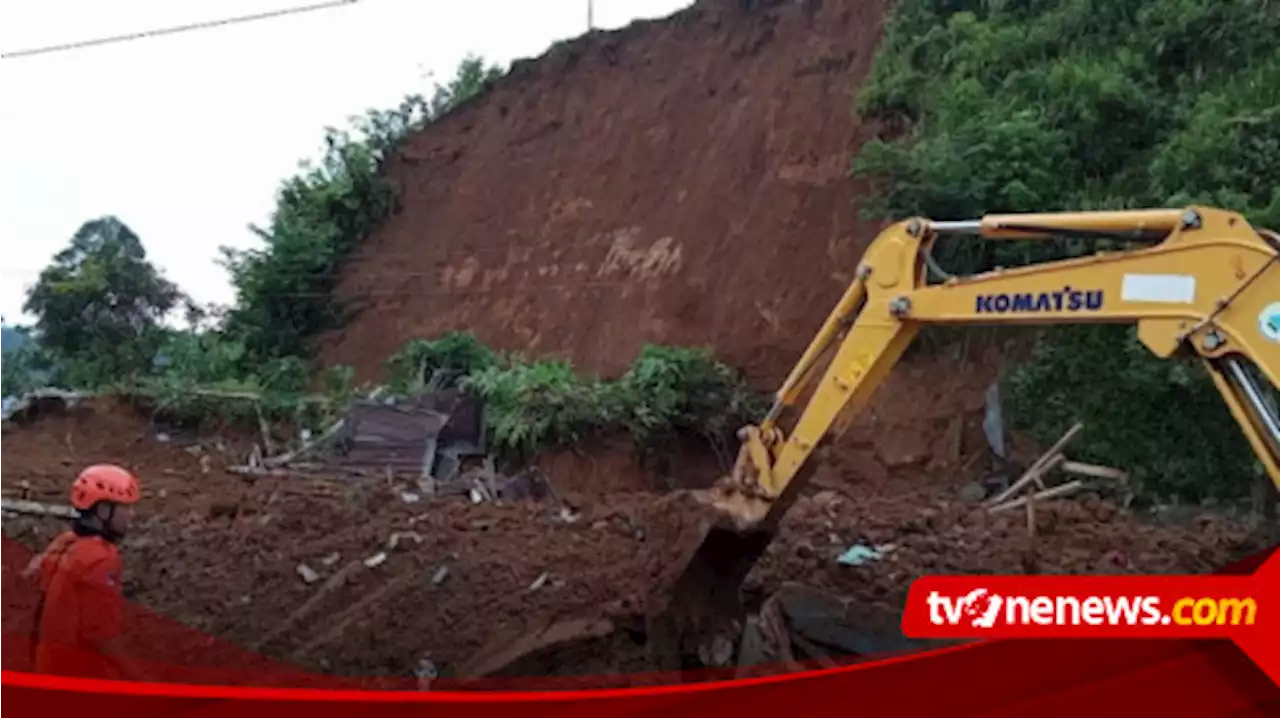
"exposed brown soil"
318,0,892,393
3,0,1273,689
2,398,1270,683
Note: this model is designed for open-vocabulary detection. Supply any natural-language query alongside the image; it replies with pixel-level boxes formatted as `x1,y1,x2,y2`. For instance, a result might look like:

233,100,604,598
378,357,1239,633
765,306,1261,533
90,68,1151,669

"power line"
0,0,361,60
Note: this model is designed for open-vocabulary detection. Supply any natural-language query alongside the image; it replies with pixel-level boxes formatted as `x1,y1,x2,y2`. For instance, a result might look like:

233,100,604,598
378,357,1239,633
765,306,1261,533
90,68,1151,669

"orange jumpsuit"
32,531,125,679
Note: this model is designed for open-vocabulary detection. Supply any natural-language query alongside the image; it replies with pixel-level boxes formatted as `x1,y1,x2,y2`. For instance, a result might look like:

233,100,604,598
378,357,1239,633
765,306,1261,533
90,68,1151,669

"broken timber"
1,498,77,518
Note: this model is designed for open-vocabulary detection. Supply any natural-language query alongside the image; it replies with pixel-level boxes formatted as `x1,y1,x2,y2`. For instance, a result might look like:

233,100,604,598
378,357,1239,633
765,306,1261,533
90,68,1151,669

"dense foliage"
852,0,1279,500
5,57,507,429
220,55,506,365
383,333,767,466
19,217,186,389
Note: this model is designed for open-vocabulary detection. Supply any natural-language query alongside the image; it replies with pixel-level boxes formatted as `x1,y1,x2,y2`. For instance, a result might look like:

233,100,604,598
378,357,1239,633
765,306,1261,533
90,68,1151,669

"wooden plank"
1060,461,1128,481
989,480,1085,514
988,453,1066,506
988,421,1085,505
1,498,76,518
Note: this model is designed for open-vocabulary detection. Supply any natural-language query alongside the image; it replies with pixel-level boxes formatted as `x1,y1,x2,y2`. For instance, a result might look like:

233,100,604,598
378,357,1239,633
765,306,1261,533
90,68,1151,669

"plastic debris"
836,543,895,567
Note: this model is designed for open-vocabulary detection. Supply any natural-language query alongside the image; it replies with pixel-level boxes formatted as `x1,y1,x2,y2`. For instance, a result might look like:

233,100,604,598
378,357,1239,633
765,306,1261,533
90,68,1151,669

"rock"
296,564,320,584
527,571,550,592
812,490,843,511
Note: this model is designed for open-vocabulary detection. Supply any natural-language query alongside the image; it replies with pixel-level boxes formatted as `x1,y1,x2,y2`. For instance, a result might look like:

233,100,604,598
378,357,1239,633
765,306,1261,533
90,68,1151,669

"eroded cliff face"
319,0,891,390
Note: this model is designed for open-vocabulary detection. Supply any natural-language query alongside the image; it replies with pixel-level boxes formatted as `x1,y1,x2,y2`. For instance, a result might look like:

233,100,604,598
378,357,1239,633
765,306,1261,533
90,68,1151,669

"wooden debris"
263,417,346,467
289,570,421,661
1,498,77,518
989,480,1085,514
527,571,550,592
1060,461,1127,482
251,560,362,651
387,531,425,550
1026,490,1037,538
988,453,1066,507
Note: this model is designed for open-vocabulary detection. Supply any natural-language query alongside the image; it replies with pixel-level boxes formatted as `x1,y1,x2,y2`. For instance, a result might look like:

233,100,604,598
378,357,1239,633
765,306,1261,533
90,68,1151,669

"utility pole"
588,0,594,30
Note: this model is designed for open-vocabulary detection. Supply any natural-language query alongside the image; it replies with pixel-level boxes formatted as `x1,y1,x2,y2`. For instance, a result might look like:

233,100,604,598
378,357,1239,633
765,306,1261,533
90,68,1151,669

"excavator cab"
663,205,1280,659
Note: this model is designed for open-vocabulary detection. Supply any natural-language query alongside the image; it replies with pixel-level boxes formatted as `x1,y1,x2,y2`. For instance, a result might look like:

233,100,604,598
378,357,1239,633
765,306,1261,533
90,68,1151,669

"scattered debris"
320,552,342,567
363,552,389,568
251,560,364,652
400,492,422,504
1,388,88,422
413,654,439,690
836,543,893,566
296,564,321,584
990,480,1086,514
387,532,425,550
431,566,451,586
1,498,77,519
527,571,550,592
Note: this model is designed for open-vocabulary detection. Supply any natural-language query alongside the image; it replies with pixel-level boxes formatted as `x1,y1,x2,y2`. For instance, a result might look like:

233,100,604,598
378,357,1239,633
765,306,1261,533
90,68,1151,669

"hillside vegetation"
851,0,1279,501
3,54,766,468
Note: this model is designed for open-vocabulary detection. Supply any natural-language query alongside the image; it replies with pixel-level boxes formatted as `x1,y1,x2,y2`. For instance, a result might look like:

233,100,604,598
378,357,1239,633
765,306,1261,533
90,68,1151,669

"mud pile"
2,399,1269,681
319,0,892,391
0,399,723,677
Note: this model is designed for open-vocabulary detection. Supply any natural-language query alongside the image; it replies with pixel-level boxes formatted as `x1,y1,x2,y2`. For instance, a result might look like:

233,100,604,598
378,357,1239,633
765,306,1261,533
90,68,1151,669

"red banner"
2,540,1277,714
901,550,1278,684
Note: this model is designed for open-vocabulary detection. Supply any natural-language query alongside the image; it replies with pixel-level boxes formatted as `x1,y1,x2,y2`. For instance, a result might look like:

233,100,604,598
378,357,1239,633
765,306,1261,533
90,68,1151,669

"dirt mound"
0,399,725,677
319,0,892,392
3,399,1271,681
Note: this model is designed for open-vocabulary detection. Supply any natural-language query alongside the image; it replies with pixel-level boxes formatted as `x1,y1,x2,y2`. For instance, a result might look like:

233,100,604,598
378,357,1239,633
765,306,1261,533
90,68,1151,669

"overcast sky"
0,0,693,324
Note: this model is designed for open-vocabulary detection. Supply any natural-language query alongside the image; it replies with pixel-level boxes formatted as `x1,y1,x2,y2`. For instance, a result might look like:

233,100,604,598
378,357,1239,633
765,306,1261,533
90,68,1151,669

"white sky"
0,0,694,325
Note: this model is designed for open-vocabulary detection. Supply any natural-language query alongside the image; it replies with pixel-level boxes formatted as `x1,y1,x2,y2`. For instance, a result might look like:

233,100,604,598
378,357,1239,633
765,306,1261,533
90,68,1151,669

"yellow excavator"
665,204,1280,651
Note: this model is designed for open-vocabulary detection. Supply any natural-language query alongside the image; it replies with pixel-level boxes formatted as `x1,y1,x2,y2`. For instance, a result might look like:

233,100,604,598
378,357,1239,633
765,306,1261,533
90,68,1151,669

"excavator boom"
663,205,1280,654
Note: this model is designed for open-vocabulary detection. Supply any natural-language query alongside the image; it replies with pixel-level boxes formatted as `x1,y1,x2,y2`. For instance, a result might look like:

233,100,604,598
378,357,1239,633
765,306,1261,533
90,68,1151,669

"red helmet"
71,464,141,510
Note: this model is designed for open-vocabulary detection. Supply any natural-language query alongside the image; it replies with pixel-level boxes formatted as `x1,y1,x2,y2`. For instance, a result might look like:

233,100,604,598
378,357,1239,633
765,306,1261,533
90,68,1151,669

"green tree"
23,216,184,388
852,0,1280,501
222,54,507,365
0,326,40,396
429,54,506,116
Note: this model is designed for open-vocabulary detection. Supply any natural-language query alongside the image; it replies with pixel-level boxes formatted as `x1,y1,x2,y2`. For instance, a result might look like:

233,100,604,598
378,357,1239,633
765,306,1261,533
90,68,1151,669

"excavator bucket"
654,458,822,663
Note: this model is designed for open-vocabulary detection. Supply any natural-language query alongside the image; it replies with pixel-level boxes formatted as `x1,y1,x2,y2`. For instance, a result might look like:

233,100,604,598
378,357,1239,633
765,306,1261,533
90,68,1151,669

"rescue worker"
29,464,148,681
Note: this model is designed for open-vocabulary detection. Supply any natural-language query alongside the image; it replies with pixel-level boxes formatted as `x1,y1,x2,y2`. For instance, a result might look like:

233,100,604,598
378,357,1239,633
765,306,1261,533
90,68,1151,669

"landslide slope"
319,0,892,389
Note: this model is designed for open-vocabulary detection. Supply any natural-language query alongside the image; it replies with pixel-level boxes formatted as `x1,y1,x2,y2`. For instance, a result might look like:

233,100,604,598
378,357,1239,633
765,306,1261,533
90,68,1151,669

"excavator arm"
709,205,1280,532
662,205,1277,662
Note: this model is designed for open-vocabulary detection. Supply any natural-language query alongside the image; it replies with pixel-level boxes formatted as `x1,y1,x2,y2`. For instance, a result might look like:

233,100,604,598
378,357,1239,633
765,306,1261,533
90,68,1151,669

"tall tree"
24,216,183,386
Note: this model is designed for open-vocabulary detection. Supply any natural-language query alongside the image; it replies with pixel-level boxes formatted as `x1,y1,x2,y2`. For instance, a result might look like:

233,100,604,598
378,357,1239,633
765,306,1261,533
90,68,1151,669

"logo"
928,588,1004,629
975,287,1103,314
1260,302,1280,344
